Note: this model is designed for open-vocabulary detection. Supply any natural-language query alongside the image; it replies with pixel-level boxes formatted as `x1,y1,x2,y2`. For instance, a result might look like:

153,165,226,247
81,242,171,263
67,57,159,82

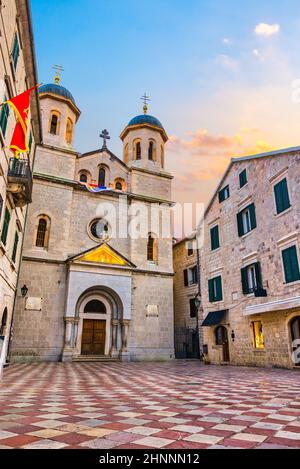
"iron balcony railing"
7,157,33,206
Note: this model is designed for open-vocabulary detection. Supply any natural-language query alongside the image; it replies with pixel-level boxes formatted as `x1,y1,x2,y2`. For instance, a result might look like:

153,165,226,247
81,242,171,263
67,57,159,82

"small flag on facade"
6,84,40,158
79,182,111,193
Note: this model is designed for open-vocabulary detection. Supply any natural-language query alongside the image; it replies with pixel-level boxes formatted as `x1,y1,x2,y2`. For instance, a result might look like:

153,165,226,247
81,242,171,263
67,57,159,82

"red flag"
7,84,39,158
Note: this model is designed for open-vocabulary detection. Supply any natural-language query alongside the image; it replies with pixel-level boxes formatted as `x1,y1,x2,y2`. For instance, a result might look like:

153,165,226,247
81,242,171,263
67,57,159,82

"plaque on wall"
25,297,43,311
146,304,159,317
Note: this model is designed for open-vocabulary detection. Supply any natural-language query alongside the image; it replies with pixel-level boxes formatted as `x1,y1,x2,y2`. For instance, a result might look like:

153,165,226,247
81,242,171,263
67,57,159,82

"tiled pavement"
0,361,300,449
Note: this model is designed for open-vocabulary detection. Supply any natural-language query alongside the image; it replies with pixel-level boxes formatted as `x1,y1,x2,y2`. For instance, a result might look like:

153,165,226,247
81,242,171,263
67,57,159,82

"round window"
89,219,109,240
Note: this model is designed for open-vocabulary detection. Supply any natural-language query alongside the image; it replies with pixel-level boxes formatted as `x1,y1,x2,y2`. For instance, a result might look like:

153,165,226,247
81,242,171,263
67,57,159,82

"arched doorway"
290,316,300,367
0,308,8,336
81,300,107,355
215,326,230,362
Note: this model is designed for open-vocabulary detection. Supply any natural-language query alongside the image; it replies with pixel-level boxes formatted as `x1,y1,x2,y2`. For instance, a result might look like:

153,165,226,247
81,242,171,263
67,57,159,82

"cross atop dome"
52,64,64,85
141,93,151,115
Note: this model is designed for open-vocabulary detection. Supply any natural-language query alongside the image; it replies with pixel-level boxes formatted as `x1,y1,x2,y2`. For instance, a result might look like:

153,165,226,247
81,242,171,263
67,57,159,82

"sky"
31,0,300,207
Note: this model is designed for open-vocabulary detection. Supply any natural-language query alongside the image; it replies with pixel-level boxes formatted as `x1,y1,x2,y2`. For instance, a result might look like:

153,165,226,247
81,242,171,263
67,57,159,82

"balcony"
7,157,32,207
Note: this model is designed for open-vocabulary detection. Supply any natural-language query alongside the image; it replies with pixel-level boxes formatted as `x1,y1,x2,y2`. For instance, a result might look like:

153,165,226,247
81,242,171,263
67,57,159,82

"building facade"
201,148,300,369
0,0,41,376
10,81,175,362
173,236,202,359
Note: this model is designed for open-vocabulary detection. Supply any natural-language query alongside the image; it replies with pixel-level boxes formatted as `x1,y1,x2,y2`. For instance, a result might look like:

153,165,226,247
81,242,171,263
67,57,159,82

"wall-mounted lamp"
21,285,28,297
231,330,235,342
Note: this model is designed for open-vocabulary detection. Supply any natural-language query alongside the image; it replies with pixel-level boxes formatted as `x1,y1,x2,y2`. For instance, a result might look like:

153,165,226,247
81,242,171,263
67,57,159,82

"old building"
173,236,202,358
10,81,175,362
201,147,300,369
0,0,41,376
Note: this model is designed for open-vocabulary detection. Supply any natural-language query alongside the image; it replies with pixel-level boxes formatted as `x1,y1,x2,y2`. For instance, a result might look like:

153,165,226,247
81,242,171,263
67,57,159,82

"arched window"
99,167,106,187
134,140,141,160
148,140,156,161
66,118,73,144
147,233,157,262
80,173,88,183
124,143,129,164
0,308,8,336
84,300,106,314
114,178,126,191
49,111,60,135
35,216,50,248
161,145,164,168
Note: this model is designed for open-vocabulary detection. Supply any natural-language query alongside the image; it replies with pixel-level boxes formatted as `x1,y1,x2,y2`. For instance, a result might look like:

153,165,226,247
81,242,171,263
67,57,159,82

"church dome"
39,83,76,105
127,114,164,130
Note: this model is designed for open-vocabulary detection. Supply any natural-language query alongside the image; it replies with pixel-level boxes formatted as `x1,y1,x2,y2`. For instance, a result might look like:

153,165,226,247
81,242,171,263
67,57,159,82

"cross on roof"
52,64,64,85
100,129,110,150
141,93,151,114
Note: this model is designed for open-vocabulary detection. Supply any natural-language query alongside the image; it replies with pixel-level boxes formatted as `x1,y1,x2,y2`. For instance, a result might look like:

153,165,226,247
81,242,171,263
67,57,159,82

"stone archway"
63,286,130,361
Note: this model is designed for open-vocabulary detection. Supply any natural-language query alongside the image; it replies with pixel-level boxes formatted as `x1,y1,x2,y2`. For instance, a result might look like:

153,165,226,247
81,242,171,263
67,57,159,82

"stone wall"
201,150,300,369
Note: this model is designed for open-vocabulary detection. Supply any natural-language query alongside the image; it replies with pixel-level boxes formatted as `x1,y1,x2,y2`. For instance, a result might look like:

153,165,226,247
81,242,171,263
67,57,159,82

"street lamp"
21,285,28,297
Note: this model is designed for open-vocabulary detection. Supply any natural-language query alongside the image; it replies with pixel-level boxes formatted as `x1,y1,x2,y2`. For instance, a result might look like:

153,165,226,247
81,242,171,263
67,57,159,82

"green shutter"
241,267,249,294
282,246,300,283
208,279,214,302
239,169,247,188
255,262,262,289
274,179,291,214
184,269,188,287
12,33,20,69
1,208,10,246
12,231,19,263
216,276,223,301
0,100,9,137
210,225,220,250
249,203,257,230
237,211,244,237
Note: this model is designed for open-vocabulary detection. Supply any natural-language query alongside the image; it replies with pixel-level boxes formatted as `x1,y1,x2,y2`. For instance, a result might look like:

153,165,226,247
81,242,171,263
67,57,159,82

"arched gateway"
63,286,130,361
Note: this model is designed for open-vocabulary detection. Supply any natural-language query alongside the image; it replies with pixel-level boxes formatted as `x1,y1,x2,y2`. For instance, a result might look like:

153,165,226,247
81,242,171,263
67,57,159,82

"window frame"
210,224,220,251
252,321,265,350
218,185,230,203
274,177,291,215
208,275,223,303
1,207,11,246
12,230,19,264
237,203,257,237
12,31,20,71
281,244,300,284
0,91,10,137
239,169,248,189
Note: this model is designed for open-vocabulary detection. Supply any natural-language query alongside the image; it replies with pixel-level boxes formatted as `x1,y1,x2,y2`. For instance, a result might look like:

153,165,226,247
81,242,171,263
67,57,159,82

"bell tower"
120,95,168,172
39,67,81,151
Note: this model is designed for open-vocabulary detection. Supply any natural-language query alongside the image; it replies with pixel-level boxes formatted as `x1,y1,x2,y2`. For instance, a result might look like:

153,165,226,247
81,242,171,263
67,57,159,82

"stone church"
10,77,175,362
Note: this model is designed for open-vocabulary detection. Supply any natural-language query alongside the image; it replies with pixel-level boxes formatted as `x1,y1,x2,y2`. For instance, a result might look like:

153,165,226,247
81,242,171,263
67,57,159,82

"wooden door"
216,326,230,363
82,320,106,355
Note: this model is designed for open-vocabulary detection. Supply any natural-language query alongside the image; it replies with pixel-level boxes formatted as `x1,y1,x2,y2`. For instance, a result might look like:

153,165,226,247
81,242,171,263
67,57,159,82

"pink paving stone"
0,435,41,447
1,361,300,450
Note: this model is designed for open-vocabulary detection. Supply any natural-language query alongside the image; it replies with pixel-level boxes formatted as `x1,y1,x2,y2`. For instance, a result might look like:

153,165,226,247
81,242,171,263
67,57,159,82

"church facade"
10,80,175,362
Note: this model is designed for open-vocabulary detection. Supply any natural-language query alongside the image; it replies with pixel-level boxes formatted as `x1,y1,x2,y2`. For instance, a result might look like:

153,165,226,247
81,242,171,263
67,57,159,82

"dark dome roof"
39,83,76,104
127,114,164,130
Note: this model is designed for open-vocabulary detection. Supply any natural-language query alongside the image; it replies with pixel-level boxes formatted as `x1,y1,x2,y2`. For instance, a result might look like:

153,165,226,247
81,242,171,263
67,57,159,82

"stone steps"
72,355,120,363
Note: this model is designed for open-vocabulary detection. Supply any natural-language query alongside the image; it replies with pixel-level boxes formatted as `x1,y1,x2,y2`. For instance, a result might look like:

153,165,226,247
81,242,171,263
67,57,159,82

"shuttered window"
12,32,20,70
210,225,220,251
219,185,230,203
0,94,9,137
274,178,291,214
0,195,3,223
237,203,257,237
241,262,262,295
1,208,11,246
239,169,247,188
208,276,223,303
184,266,198,286
282,246,300,284
12,231,19,263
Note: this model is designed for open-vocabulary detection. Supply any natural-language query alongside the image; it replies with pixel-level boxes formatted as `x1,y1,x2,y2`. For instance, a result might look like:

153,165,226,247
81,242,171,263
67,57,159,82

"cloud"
255,23,280,37
223,37,232,45
168,127,275,206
